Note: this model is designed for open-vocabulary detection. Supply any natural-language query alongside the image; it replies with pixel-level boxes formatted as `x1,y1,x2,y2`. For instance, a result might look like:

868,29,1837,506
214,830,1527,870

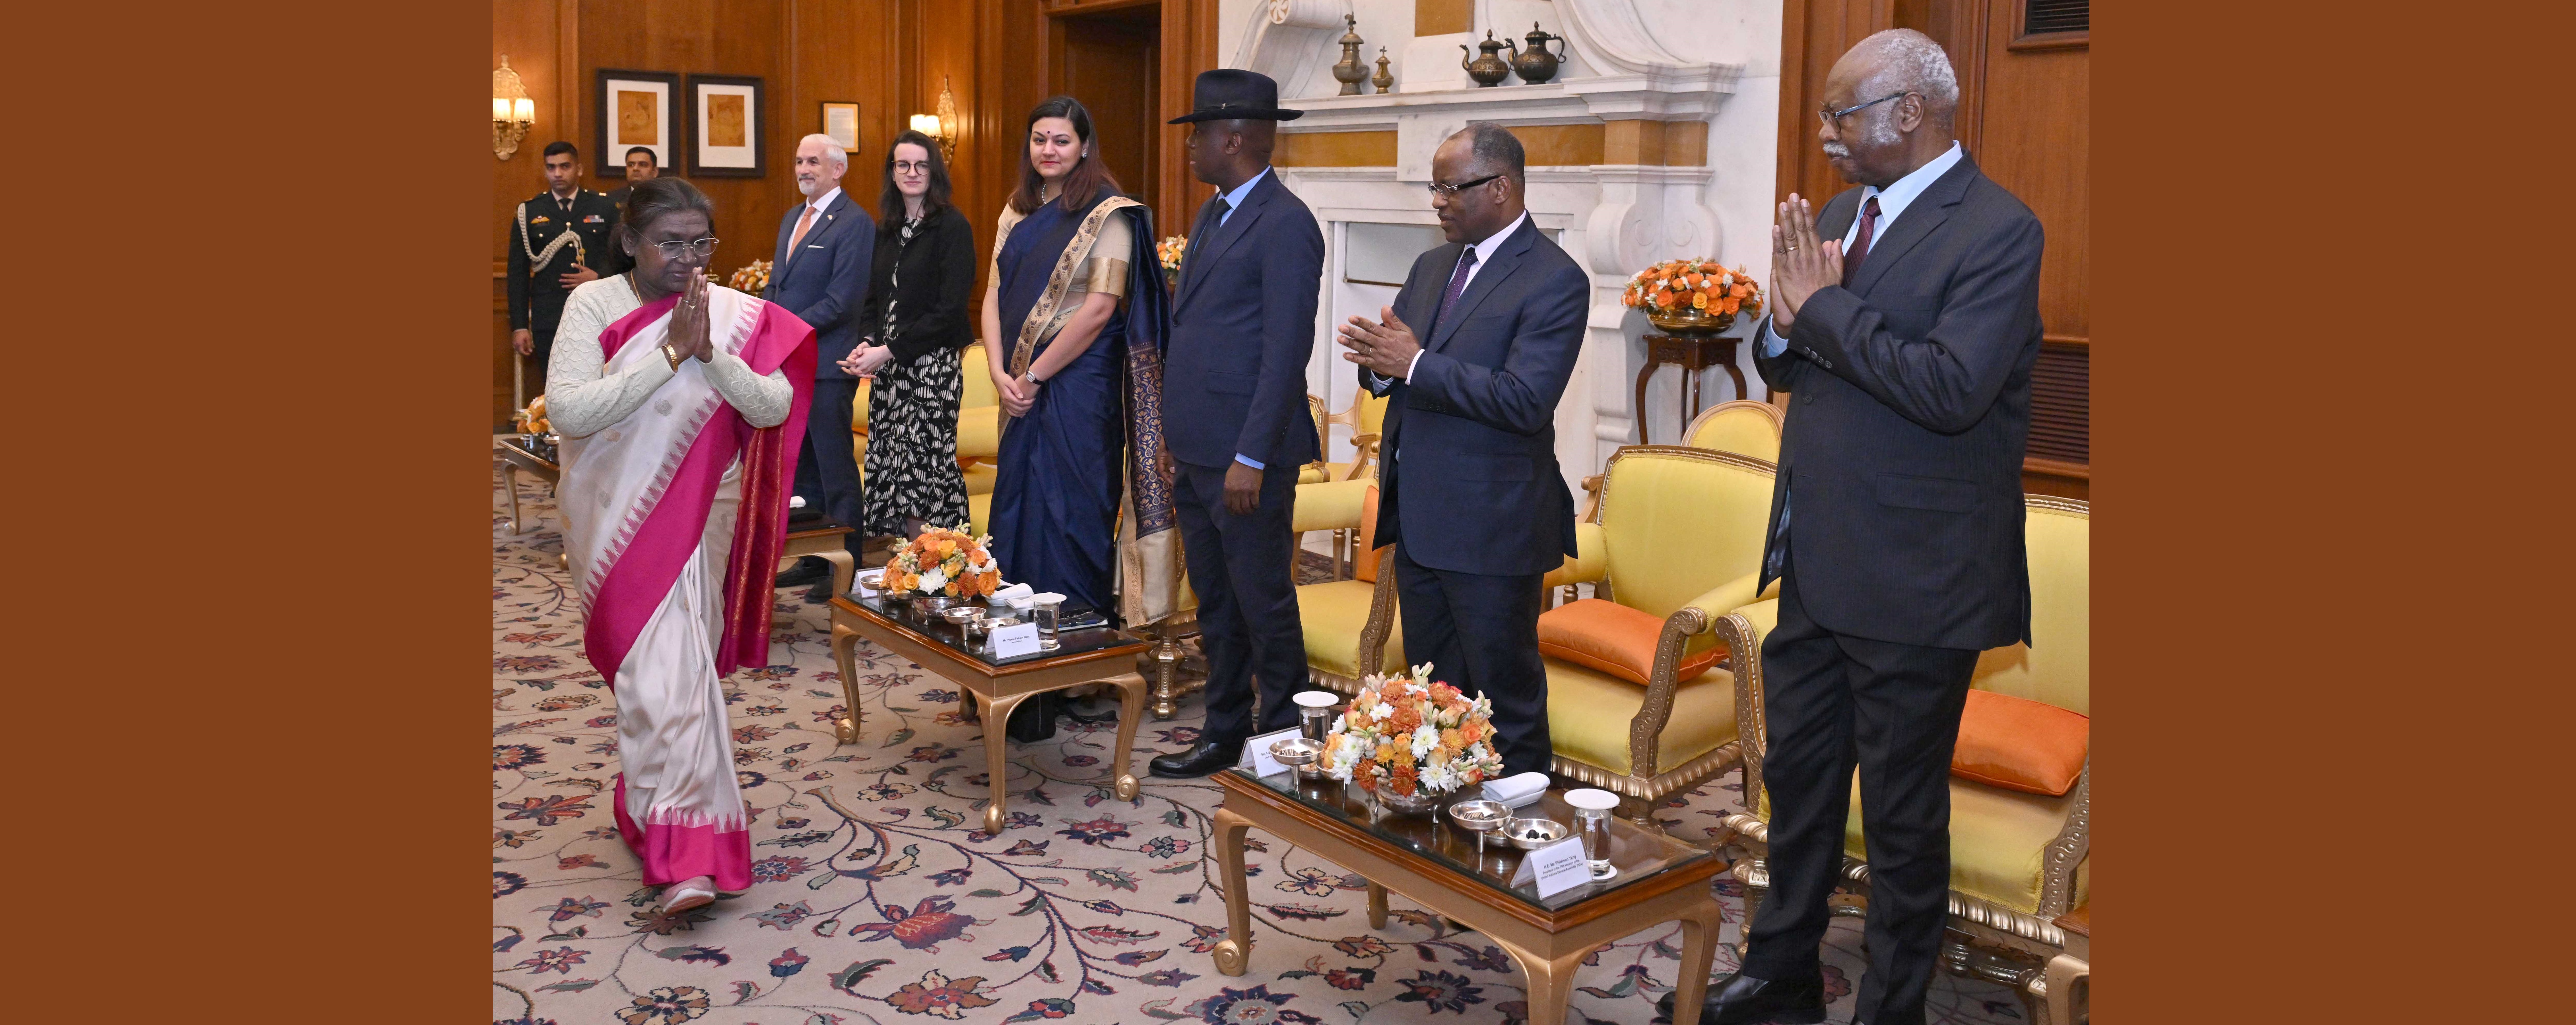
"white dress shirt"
1760,140,1962,357
1370,210,1530,387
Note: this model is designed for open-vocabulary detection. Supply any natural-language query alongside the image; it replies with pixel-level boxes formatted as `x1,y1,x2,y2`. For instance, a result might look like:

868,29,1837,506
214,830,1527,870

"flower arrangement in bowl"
1622,258,1761,335
726,258,773,294
1155,235,1188,287
1323,663,1506,813
881,526,1002,604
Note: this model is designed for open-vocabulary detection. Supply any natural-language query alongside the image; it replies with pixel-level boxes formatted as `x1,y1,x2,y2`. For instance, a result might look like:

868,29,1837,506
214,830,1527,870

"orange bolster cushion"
1952,689,2090,796
1534,598,1722,687
1354,484,1388,583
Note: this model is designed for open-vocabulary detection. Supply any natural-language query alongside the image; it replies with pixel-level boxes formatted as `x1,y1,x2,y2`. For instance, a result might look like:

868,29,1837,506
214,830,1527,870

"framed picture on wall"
594,69,679,178
820,101,860,154
686,74,765,178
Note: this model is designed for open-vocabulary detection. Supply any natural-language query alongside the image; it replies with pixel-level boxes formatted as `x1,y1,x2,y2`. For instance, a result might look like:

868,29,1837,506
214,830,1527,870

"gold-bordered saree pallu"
557,285,815,891
993,194,1183,628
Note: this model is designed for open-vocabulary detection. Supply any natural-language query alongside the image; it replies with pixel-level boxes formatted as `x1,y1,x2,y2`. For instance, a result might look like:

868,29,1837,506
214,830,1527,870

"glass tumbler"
1565,788,1620,880
1293,691,1339,778
1031,599,1062,650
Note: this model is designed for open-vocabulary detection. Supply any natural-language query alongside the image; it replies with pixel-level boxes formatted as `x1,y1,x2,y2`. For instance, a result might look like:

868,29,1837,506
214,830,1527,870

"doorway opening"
1048,1,1161,214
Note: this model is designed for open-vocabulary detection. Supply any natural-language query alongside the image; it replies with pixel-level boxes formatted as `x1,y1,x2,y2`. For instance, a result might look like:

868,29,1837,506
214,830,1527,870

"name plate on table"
989,621,1042,659
1236,728,1302,778
1509,836,1594,898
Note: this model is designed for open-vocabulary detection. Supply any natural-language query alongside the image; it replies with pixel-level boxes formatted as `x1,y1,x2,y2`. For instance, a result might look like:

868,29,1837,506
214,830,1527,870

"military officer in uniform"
508,141,625,397
604,145,660,214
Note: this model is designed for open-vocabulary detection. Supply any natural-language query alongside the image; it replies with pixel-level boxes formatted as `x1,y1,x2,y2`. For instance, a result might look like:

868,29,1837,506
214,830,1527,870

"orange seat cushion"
1953,689,2089,796
1534,598,1720,687
1355,484,1389,583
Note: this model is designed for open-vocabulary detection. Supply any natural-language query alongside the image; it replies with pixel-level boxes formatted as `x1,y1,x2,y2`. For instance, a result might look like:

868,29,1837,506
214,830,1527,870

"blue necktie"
1427,248,1479,341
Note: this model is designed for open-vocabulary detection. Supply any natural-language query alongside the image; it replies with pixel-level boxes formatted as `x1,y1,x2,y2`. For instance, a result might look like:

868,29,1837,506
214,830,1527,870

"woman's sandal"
660,876,718,912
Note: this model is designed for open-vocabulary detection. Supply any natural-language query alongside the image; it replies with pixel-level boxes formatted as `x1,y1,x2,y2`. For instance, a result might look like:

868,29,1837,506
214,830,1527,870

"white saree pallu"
556,284,815,891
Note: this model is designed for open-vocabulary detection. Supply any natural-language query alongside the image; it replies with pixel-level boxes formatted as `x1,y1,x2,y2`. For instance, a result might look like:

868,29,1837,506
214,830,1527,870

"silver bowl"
942,606,986,626
1378,788,1442,816
1268,737,1324,774
856,569,886,591
1503,816,1570,850
1449,799,1510,832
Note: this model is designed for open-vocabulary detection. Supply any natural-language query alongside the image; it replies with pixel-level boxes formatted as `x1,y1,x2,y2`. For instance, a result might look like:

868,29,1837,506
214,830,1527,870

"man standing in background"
507,141,620,398
767,134,876,601
604,146,659,214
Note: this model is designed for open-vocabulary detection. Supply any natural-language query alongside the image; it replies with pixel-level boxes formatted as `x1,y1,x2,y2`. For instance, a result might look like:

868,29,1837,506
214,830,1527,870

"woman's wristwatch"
1019,369,1045,386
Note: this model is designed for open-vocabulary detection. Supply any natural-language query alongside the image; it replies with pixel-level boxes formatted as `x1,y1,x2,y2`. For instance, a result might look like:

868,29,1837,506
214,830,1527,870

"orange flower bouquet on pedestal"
880,526,1001,599
1621,258,1762,334
1322,663,1506,809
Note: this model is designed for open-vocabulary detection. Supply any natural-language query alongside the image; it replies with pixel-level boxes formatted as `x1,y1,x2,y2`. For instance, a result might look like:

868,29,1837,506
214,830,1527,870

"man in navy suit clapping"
1147,71,1327,778
767,134,875,600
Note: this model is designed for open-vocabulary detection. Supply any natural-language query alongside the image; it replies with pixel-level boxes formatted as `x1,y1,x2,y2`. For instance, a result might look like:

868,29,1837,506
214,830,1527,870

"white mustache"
1822,142,1852,159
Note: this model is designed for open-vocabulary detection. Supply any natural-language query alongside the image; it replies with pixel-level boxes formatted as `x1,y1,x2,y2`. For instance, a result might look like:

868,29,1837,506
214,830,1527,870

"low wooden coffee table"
827,592,1153,834
495,436,559,535
1211,768,1723,1025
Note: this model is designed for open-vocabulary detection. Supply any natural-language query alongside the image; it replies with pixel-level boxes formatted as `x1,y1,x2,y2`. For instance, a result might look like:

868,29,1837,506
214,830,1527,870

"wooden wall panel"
492,0,579,431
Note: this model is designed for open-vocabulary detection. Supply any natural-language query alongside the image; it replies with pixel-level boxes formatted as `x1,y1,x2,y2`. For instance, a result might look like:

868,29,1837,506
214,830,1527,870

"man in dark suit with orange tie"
767,133,875,600
1661,29,2046,1025
1147,71,1326,778
1334,122,1590,777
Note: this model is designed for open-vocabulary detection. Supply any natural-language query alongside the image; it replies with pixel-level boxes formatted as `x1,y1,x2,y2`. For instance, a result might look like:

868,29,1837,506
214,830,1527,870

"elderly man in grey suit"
1661,29,2047,1025
1335,123,1590,777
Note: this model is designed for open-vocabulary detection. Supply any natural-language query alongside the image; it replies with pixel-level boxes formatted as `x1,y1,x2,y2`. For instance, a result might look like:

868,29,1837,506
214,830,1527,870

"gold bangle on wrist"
663,343,684,371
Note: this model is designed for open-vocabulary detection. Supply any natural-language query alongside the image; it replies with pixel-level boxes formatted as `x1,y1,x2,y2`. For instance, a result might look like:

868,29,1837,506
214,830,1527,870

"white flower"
1370,701,1393,721
917,568,947,593
1409,723,1440,760
1419,759,1457,794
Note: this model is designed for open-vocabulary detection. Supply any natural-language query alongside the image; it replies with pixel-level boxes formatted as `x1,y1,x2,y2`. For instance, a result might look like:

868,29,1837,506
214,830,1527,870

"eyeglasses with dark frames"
1818,92,1910,127
1427,173,1504,199
892,161,934,174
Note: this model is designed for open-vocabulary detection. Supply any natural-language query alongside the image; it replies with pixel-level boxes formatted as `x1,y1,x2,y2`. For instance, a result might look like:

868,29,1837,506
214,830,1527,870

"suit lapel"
1426,219,1537,353
1174,195,1224,303
779,193,849,283
1848,156,1978,296
1176,176,1274,309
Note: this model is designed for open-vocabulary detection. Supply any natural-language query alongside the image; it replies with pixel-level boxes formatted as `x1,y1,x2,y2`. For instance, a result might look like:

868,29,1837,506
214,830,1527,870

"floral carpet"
493,453,2027,1025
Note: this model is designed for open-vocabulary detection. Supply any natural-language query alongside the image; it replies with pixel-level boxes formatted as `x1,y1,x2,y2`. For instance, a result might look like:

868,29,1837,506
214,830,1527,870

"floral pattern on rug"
493,454,2028,1024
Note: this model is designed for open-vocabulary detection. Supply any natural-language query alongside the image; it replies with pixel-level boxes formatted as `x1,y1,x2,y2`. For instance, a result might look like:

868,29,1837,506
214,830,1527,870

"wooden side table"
1635,334,1748,445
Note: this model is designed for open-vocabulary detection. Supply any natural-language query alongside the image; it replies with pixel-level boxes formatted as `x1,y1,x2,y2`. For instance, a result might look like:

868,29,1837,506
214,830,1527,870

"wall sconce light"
911,75,960,164
493,55,537,161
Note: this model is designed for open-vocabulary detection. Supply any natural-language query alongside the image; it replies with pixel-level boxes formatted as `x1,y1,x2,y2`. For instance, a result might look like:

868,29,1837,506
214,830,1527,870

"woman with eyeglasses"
980,96,1181,641
545,176,819,914
842,129,975,540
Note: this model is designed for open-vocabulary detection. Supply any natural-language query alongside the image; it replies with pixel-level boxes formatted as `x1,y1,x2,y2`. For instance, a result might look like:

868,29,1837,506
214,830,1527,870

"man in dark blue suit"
1147,71,1326,778
767,133,875,599
1335,123,1589,776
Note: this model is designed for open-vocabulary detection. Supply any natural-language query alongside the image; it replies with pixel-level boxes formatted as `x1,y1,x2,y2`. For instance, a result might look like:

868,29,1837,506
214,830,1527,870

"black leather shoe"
1653,973,1825,1025
802,580,836,605
775,557,830,588
1148,740,1244,779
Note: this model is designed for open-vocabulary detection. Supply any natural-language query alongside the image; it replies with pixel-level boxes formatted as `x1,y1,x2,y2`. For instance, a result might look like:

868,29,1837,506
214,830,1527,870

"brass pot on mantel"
1645,306,1738,336
1512,23,1567,84
1461,30,1513,87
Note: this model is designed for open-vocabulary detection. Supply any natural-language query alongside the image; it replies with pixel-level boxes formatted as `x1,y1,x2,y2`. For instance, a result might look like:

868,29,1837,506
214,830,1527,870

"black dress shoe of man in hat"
1167,68,1306,123
1653,972,1828,1025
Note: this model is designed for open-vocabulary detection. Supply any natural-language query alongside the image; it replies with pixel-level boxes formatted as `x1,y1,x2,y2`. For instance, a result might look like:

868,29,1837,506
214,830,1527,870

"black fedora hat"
1167,69,1305,124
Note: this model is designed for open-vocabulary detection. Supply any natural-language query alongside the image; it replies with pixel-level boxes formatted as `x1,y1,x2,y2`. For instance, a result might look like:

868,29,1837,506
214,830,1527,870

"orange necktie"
782,205,817,266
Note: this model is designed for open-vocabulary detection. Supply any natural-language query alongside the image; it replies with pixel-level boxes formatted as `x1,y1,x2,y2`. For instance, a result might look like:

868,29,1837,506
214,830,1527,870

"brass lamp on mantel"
910,75,961,164
492,56,536,160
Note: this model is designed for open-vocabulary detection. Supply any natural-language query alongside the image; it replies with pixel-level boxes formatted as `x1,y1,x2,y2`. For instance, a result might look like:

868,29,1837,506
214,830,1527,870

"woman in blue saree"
981,96,1182,633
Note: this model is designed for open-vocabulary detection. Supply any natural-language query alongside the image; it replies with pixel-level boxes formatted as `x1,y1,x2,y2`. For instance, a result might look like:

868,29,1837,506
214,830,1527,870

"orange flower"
1722,297,1741,314
1440,728,1463,751
1692,292,1708,309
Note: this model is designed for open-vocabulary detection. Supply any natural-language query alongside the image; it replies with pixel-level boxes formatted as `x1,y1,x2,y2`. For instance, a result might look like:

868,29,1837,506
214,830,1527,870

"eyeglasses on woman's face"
892,161,933,175
648,237,720,259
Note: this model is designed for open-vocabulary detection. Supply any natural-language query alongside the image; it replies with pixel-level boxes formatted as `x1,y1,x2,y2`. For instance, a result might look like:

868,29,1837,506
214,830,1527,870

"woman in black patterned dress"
842,130,976,538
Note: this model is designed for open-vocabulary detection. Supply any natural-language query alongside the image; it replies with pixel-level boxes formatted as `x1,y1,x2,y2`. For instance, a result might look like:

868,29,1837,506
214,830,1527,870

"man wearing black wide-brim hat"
1148,70,1329,778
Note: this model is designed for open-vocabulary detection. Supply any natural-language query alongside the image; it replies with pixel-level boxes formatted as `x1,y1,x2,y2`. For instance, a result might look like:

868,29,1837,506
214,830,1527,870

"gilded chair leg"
2043,951,2086,1025
1733,858,1769,961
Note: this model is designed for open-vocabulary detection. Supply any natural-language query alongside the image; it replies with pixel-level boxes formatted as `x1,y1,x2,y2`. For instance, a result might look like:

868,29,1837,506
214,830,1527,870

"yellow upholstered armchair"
1535,445,1781,825
1295,482,1406,694
1719,495,2090,1024
957,344,1000,536
1681,399,1783,461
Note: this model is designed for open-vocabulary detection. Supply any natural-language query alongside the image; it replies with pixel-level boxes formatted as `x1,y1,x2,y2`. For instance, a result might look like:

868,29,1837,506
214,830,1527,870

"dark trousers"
794,376,868,561
1744,563,1979,1025
1391,545,1551,776
1173,460,1305,745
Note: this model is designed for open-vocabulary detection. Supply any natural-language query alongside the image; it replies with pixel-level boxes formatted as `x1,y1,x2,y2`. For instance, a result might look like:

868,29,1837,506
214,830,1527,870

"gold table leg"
816,550,854,597
1366,881,1388,930
1667,907,1720,1025
977,692,1033,835
1104,671,1146,801
502,462,524,534
2043,950,2087,1025
1492,936,1594,1025
829,624,865,745
1210,806,1255,975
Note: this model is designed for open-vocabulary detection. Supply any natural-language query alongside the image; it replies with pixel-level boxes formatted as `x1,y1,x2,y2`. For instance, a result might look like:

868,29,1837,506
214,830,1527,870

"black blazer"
858,205,978,364
764,190,876,380
1361,217,1588,577
1163,170,1326,470
1756,151,2045,651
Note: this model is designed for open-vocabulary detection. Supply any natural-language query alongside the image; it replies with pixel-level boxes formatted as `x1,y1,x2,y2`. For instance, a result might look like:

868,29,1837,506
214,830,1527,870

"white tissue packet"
1482,771,1552,808
993,583,1034,604
789,496,807,509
